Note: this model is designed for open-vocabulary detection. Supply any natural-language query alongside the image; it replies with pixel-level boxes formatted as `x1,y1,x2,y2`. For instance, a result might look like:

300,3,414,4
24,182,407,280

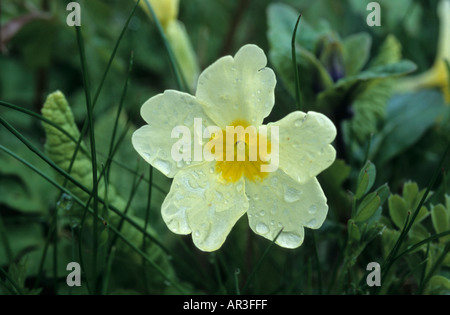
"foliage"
0,0,449,295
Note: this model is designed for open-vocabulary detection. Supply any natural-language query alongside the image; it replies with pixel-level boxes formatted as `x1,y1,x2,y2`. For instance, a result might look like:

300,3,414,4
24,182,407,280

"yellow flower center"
213,120,271,183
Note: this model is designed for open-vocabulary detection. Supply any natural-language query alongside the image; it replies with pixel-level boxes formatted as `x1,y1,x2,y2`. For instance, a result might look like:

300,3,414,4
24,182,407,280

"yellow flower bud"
139,0,179,29
396,0,450,103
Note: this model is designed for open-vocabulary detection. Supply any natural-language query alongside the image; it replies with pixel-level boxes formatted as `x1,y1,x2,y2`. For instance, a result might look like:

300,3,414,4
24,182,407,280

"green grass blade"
63,0,140,196
106,51,134,182
0,118,172,258
380,141,450,293
0,265,23,295
142,164,153,294
0,214,13,265
241,228,283,294
291,14,302,111
75,25,100,294
142,0,187,91
0,101,88,156
0,145,186,294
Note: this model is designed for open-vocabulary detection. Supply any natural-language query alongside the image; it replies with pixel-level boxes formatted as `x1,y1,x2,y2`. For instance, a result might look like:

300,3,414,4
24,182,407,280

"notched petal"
161,163,249,251
268,111,337,184
196,44,276,128
246,170,328,249
132,90,214,178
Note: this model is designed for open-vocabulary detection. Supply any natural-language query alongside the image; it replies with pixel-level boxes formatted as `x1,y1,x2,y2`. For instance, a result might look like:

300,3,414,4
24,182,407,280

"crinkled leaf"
367,34,402,69
41,91,178,293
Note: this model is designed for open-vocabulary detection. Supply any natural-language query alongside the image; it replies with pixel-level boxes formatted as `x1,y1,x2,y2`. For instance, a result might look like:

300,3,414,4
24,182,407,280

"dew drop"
154,159,172,175
305,218,317,228
236,183,243,192
255,222,269,235
194,231,201,238
216,191,223,201
56,193,73,211
308,205,317,214
294,119,303,127
277,232,301,248
259,210,265,216
270,176,279,187
284,187,302,203
142,152,152,160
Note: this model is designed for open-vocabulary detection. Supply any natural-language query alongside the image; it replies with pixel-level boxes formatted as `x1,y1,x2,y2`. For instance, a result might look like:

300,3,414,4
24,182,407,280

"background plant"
0,0,449,295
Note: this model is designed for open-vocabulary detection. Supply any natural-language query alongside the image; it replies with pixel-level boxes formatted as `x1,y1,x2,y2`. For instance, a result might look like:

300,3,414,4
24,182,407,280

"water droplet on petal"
270,176,278,187
259,210,265,216
255,222,269,235
308,205,317,214
284,187,302,203
154,159,172,175
277,232,302,248
294,119,303,127
305,218,317,228
236,183,243,192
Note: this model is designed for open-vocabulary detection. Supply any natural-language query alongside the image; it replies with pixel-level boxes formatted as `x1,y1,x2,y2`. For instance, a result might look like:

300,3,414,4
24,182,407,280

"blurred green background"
0,0,449,295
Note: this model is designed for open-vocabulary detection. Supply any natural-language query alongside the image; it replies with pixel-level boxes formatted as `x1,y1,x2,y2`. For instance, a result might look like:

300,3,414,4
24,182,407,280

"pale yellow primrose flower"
397,0,450,103
132,44,337,252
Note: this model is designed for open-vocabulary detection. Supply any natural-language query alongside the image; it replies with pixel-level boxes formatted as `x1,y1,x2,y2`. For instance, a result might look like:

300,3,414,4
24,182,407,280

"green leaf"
367,34,402,69
317,60,416,109
267,3,333,105
403,182,419,210
342,32,372,76
371,90,446,165
424,275,450,295
0,258,42,295
347,219,361,242
355,192,380,222
355,160,376,199
431,204,449,235
408,223,430,252
388,194,409,229
355,184,389,222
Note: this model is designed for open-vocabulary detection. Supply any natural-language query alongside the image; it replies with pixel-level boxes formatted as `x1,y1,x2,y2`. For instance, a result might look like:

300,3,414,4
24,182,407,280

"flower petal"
132,90,214,178
245,169,328,249
267,111,336,184
196,44,276,128
161,162,248,251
